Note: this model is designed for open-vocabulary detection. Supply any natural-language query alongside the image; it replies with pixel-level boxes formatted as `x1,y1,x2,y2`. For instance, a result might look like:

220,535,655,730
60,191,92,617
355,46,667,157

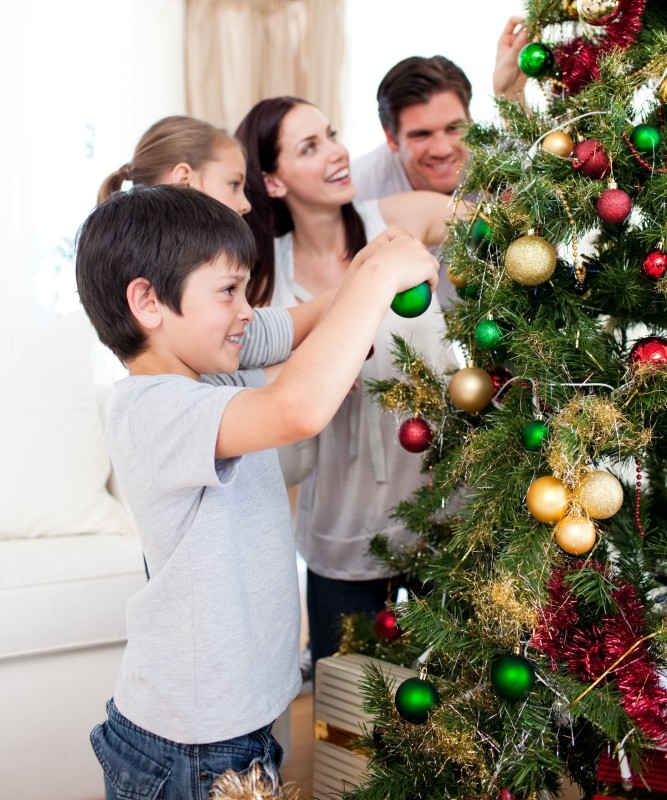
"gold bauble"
505,235,557,286
563,0,579,15
554,514,597,555
526,476,570,524
576,0,620,24
659,78,667,105
448,367,495,413
574,470,624,519
447,269,468,288
542,131,575,158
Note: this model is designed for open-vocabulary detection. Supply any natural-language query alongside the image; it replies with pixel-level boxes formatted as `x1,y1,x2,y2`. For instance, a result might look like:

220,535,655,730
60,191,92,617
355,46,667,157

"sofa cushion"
0,311,133,539
0,534,146,657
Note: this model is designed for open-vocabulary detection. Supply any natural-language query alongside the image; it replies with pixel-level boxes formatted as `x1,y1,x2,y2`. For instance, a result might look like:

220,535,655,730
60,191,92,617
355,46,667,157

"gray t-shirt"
107,369,301,744
351,143,413,201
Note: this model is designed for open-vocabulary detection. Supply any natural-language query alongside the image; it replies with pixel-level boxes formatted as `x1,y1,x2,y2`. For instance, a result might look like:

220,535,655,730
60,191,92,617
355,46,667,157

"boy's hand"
348,226,415,273
363,235,440,294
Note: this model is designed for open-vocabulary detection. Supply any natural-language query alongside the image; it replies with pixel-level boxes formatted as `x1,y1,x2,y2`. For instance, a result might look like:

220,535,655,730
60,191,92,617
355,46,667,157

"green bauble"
395,677,439,724
518,42,554,78
456,284,479,300
491,654,536,701
391,281,432,318
470,217,493,250
630,124,662,153
475,319,505,350
521,419,550,451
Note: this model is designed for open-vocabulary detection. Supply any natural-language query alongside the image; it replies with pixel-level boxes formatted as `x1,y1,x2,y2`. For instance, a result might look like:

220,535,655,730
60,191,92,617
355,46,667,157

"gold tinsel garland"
209,763,299,799
472,576,538,641
379,356,444,419
548,396,650,481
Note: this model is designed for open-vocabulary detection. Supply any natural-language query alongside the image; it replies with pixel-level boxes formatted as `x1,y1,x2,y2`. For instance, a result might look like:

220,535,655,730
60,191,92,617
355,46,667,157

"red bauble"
572,139,611,179
398,417,433,453
374,608,402,641
489,367,514,402
629,337,667,368
641,250,667,282
596,187,632,224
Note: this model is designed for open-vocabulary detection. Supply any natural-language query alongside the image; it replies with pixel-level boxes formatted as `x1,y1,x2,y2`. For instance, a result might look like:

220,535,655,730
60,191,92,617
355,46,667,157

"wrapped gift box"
313,653,417,800
595,749,667,799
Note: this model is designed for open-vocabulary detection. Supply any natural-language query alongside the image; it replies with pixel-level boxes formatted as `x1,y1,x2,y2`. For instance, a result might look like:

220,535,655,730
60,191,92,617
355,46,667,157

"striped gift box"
596,749,667,798
313,653,417,800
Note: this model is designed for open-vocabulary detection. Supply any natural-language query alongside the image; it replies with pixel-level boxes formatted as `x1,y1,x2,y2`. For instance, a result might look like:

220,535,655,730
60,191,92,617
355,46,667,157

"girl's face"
270,104,355,209
190,144,251,216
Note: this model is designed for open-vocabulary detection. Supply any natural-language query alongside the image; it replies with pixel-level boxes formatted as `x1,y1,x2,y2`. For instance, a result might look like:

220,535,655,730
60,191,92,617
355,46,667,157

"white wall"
342,0,525,159
0,0,186,327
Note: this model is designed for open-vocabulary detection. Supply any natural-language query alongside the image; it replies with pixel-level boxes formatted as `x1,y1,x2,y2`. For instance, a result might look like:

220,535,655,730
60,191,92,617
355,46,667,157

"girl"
235,97,467,669
99,115,251,216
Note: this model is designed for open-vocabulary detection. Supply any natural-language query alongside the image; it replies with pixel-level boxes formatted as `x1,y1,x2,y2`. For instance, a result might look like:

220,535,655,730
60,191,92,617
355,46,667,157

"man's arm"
493,16,529,103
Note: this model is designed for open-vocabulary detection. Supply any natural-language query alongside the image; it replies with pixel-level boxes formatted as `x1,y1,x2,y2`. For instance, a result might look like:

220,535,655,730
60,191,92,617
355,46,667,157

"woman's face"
190,143,251,216
271,104,356,209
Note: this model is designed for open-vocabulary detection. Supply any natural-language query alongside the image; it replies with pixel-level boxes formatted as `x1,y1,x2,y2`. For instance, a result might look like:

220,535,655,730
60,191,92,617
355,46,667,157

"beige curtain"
185,0,344,134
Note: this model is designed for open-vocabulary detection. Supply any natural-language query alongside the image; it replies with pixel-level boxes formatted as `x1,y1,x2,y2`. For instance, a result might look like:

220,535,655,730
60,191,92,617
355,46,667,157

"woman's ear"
127,278,162,330
165,162,193,187
262,171,287,199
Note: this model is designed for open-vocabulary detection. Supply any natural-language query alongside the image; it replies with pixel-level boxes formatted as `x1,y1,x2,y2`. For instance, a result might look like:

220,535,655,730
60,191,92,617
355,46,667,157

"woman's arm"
378,191,471,248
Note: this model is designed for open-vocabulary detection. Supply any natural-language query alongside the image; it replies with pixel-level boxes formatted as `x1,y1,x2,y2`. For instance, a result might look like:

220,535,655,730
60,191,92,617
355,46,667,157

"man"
353,17,529,201
352,17,529,307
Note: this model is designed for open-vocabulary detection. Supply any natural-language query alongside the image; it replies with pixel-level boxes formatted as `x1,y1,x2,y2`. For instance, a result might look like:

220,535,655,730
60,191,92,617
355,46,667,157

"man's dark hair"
75,184,256,364
377,55,473,137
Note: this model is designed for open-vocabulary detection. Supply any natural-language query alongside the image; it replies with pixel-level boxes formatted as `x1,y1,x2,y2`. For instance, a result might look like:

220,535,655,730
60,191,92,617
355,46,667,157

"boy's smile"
156,255,254,380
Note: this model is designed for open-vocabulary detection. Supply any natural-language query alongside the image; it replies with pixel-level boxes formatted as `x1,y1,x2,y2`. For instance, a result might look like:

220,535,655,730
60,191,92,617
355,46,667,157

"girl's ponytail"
98,163,133,203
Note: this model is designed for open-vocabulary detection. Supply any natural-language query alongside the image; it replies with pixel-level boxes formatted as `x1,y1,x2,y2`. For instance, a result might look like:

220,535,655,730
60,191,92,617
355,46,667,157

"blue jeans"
91,699,283,800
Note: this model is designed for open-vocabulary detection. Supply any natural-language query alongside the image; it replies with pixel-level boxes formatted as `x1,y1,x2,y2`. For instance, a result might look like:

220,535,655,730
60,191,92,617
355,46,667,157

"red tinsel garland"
530,565,667,743
554,0,648,94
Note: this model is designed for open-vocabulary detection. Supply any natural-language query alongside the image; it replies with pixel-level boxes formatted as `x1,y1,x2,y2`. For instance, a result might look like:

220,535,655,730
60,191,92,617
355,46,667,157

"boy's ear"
262,171,287,199
384,128,400,153
126,278,162,330
167,162,193,187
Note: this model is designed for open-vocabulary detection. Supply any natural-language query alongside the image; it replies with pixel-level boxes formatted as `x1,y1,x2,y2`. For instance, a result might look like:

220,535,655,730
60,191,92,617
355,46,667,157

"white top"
351,144,413,202
107,364,301,744
271,199,463,580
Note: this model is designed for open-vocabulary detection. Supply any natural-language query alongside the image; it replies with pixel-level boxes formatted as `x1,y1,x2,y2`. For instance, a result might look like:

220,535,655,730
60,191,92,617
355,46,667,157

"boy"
76,184,438,799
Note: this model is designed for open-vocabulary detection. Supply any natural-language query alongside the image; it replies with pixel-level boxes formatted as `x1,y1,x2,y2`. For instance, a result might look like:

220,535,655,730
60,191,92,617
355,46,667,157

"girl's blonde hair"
98,115,240,203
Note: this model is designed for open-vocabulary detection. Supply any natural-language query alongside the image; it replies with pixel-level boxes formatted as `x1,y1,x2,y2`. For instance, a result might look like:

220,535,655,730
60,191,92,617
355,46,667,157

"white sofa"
0,312,289,800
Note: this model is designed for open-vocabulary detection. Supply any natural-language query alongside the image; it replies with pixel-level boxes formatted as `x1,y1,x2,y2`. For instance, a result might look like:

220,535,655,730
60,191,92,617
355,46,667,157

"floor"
280,690,314,800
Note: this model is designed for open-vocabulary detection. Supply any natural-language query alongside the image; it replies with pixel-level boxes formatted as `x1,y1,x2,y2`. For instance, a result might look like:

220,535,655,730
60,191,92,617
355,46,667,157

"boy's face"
385,90,470,195
160,254,254,379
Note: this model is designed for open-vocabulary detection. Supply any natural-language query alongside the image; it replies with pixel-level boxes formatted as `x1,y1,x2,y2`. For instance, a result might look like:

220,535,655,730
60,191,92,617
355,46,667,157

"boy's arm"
217,233,439,458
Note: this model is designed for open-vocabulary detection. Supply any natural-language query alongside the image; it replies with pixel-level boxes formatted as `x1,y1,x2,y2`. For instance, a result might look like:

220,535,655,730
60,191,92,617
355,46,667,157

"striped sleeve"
238,307,294,368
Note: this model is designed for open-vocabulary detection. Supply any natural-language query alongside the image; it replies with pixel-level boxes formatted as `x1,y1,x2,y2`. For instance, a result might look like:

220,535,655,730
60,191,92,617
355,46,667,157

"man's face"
386,90,470,195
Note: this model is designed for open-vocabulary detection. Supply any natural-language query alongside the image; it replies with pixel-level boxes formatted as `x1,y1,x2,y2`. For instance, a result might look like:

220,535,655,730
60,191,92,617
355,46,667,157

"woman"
235,97,466,669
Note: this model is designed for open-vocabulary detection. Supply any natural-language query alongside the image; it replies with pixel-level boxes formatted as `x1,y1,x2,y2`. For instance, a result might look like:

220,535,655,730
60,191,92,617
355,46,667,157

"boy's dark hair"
76,184,256,364
377,55,473,137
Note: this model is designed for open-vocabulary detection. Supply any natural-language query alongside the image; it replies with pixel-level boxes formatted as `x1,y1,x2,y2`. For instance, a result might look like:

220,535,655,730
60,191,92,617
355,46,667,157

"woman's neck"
289,204,351,295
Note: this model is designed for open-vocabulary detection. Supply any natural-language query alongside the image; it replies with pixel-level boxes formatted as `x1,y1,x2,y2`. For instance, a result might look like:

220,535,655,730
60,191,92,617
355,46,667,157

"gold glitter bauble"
542,130,575,157
554,514,597,555
448,367,495,413
576,0,620,24
563,0,579,15
574,470,624,519
505,235,557,286
659,78,667,105
526,476,570,524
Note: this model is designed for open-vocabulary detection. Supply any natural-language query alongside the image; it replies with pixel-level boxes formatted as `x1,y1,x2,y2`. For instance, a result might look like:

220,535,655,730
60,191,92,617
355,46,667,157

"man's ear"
127,278,162,330
262,171,287,199
165,162,193,187
384,128,400,153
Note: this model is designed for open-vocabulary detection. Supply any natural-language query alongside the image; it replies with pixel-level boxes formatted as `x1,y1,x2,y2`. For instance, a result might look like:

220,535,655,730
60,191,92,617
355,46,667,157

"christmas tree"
341,1,667,798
